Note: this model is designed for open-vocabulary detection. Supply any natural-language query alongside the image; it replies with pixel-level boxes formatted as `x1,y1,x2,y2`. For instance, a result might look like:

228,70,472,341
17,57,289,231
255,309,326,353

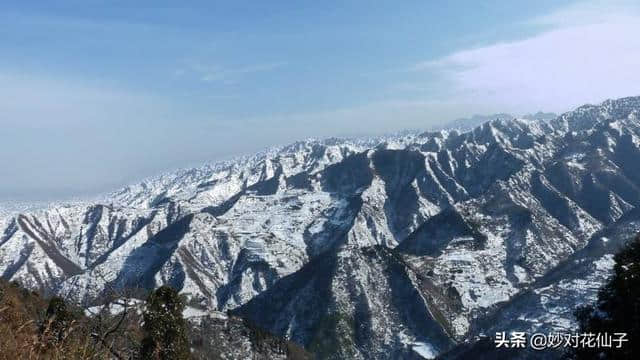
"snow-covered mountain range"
1,97,640,358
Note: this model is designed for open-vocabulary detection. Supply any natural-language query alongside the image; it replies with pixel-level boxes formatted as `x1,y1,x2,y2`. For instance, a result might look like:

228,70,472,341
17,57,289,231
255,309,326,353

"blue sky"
1,0,640,200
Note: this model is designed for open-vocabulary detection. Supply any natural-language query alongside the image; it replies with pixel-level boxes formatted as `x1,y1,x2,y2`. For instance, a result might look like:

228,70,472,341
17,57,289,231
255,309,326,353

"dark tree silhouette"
42,296,76,343
570,234,640,359
140,286,190,360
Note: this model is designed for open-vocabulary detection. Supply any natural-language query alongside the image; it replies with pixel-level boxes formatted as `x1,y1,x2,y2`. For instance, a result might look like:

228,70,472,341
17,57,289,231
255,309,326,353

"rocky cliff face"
1,97,640,358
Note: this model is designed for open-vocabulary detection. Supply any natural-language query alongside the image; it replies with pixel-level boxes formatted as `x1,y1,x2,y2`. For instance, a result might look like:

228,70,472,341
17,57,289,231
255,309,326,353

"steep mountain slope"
233,246,455,359
1,97,639,358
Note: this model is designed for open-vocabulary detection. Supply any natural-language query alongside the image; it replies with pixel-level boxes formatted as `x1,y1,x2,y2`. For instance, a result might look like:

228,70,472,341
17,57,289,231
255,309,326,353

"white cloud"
411,1,640,113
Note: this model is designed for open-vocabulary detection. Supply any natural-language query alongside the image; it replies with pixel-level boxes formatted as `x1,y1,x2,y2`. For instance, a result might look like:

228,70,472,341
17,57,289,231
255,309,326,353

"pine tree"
140,286,190,360
571,234,640,359
42,296,75,343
